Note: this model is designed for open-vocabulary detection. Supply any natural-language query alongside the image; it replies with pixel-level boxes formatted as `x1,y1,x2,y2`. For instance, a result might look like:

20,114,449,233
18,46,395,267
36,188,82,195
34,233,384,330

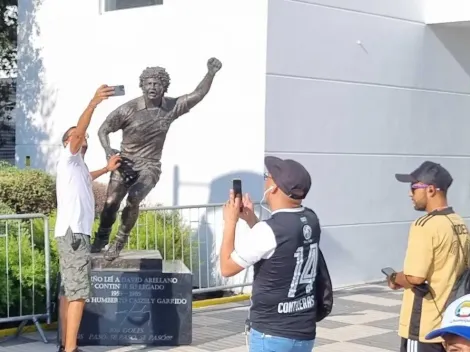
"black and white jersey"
230,207,321,340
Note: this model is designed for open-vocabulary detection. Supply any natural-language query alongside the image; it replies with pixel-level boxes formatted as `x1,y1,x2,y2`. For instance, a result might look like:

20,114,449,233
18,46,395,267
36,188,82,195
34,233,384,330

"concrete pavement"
0,282,402,351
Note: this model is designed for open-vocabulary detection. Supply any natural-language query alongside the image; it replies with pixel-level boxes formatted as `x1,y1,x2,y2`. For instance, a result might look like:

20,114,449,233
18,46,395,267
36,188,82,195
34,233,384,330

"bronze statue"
91,57,222,261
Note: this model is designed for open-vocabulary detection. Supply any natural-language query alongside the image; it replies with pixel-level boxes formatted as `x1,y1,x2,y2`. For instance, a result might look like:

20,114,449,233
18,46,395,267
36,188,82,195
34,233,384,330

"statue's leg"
91,172,129,253
104,168,160,261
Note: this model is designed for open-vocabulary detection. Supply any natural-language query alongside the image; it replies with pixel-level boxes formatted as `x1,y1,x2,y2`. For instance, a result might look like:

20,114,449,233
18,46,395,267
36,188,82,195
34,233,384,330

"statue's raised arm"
183,57,222,110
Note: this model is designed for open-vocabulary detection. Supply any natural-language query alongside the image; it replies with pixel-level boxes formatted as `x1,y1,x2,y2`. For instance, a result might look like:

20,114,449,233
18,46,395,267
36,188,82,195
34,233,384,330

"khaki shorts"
57,228,91,301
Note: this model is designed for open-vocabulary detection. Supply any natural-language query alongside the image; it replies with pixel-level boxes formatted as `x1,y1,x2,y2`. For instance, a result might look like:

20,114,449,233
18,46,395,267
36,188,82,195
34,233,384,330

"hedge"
0,163,197,322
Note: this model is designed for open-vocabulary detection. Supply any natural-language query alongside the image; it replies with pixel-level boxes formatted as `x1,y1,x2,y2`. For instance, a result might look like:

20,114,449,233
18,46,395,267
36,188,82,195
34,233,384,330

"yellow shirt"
398,207,469,343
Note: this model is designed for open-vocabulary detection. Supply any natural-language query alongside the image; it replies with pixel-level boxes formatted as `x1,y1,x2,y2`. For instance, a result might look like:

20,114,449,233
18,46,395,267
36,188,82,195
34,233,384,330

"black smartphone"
110,85,125,96
232,179,243,212
381,267,396,278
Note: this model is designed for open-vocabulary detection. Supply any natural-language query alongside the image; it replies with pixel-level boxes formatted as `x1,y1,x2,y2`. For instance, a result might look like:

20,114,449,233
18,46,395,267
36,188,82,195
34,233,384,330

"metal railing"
119,202,269,294
0,214,50,343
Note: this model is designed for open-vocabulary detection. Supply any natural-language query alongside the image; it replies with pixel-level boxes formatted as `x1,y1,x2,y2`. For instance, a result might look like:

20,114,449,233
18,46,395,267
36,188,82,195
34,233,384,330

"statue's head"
139,66,171,100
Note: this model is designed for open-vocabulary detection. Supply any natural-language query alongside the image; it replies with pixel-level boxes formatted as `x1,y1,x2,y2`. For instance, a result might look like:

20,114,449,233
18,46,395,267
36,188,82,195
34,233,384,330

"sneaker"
103,238,126,261
59,348,84,352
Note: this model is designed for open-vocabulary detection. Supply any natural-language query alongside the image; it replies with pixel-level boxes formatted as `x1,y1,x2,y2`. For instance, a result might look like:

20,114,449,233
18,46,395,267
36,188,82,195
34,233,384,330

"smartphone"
381,267,396,278
232,179,243,212
110,85,125,96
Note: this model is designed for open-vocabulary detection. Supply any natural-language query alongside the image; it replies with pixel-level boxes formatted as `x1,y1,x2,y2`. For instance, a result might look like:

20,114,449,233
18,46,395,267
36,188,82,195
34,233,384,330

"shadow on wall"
428,23,470,78
187,171,265,294
15,0,57,170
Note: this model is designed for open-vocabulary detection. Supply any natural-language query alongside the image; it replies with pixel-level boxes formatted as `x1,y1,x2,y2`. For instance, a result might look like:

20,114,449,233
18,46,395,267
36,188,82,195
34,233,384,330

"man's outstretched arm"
184,57,222,111
70,85,114,155
90,155,121,181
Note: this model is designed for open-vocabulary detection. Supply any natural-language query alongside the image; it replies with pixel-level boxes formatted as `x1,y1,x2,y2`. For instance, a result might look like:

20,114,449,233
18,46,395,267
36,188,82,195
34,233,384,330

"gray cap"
265,156,311,200
395,161,453,191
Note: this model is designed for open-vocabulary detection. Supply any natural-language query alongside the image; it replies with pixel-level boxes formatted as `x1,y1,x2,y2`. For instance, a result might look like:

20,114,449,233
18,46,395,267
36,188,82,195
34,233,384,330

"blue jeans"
249,328,315,352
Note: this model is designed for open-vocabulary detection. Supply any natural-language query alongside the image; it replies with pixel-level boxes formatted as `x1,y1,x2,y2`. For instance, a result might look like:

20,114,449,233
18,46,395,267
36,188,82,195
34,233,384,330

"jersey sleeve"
403,222,434,278
230,221,277,268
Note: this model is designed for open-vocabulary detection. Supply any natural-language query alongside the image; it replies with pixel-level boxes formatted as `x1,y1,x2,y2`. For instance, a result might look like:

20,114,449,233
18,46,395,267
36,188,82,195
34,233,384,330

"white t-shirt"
230,208,306,268
54,144,95,237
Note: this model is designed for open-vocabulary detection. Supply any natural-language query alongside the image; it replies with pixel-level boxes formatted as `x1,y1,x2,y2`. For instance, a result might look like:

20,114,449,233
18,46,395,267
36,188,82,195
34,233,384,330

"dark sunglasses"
263,172,271,180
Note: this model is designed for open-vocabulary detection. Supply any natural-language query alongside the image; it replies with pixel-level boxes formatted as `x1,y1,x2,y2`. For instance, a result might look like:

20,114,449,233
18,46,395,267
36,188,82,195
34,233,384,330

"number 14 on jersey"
288,243,319,298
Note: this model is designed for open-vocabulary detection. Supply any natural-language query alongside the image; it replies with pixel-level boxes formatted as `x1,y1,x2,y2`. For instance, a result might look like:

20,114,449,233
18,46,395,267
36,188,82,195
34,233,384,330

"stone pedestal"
91,250,163,271
59,250,193,346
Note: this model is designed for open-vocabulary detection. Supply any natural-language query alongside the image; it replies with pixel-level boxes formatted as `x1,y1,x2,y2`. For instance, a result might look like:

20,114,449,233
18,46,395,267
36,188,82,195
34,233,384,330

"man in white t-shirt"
55,85,121,352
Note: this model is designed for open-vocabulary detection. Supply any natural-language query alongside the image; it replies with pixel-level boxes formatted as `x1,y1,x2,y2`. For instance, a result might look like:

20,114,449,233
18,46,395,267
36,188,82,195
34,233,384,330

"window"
0,78,16,164
104,0,163,12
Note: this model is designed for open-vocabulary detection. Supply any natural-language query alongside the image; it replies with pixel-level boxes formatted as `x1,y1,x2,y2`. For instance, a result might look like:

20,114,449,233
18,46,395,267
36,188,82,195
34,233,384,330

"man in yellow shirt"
389,161,469,352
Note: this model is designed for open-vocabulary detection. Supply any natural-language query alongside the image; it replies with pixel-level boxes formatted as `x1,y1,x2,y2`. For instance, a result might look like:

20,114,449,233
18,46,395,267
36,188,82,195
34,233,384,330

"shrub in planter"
0,163,56,215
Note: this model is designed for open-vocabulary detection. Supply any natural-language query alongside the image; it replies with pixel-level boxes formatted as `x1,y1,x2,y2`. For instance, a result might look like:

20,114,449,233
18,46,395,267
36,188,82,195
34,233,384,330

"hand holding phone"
232,179,243,212
381,267,396,278
110,85,125,96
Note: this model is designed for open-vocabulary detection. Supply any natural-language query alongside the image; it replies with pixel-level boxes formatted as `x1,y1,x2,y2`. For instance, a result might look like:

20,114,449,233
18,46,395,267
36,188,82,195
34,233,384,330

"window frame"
99,0,163,14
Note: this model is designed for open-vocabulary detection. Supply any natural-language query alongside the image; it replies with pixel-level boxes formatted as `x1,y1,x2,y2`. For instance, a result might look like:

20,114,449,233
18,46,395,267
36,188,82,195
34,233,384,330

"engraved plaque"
58,257,192,346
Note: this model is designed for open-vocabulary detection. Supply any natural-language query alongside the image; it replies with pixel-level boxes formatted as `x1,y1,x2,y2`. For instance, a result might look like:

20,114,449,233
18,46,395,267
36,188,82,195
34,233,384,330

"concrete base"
90,250,163,271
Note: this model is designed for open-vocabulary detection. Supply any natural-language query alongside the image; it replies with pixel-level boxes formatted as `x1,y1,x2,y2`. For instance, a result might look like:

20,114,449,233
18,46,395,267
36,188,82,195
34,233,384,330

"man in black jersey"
221,156,319,352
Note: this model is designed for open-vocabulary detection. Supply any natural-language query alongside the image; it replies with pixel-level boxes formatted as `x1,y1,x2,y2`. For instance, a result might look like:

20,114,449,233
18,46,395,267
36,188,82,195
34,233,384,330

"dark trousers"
400,338,445,352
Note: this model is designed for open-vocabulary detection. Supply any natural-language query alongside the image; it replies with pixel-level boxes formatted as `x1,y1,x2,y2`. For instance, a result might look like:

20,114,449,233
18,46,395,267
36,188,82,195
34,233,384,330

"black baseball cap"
395,161,453,191
265,156,311,200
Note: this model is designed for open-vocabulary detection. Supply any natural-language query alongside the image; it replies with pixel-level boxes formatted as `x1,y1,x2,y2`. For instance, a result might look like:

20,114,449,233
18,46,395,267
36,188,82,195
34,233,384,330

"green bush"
0,163,112,218
0,164,56,215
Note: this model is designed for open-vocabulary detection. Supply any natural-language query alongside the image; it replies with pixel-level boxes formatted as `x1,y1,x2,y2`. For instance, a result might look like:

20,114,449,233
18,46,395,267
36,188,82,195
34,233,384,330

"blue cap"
426,294,470,341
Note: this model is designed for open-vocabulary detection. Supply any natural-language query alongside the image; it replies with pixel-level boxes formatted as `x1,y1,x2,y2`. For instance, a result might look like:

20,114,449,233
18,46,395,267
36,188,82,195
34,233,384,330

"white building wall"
16,0,268,206
425,0,470,24
16,0,268,290
265,0,470,287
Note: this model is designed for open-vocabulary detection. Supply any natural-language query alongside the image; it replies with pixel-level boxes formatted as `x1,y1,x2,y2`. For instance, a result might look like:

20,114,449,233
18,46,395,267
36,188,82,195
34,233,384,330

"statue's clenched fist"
207,57,222,75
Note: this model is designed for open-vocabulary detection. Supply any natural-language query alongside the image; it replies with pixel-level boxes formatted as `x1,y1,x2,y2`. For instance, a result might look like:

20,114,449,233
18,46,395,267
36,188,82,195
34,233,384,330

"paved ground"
0,283,402,351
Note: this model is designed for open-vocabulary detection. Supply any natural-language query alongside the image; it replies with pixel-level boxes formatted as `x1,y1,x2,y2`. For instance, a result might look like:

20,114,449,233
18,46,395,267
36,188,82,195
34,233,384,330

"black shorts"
400,338,445,352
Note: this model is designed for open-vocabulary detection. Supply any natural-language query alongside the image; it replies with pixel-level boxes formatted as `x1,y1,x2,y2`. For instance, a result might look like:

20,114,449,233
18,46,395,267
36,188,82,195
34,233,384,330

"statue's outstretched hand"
207,58,222,75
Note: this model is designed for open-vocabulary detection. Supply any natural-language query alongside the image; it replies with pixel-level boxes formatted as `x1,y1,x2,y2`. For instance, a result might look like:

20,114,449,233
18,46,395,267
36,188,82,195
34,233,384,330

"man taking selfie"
55,85,121,352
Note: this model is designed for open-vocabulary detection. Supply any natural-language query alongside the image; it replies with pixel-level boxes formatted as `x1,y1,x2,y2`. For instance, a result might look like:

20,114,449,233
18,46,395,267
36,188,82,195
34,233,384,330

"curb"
0,294,251,338
193,293,251,309
0,322,58,339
